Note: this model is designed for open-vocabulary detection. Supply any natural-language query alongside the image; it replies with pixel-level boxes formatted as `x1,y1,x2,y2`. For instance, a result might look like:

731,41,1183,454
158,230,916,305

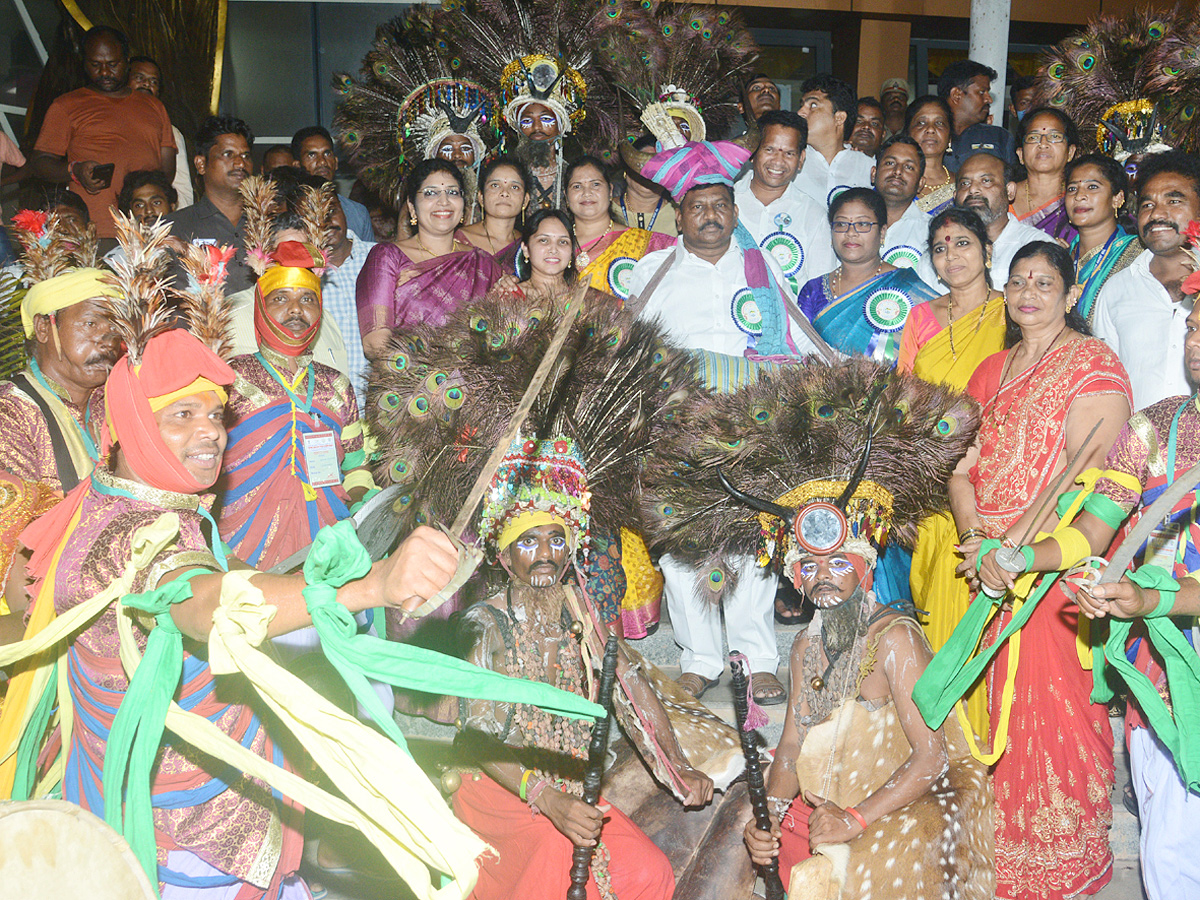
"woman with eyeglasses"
355,158,501,357
1011,107,1080,242
797,188,938,366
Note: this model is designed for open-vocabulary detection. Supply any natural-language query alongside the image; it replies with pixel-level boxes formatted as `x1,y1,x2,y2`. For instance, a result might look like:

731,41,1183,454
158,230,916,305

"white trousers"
1130,726,1200,900
660,553,779,679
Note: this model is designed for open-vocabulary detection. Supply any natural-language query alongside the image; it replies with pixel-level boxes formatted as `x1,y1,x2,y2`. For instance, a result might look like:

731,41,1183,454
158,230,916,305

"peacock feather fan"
332,9,502,206
366,289,698,553
103,212,175,367
640,357,980,600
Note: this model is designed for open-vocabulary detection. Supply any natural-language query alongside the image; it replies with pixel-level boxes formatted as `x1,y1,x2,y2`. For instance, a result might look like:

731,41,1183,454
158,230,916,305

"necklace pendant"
810,675,825,691
576,251,589,269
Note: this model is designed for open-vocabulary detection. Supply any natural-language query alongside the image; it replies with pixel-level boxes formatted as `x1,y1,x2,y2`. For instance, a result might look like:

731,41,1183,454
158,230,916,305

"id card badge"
301,430,342,488
1145,520,1183,572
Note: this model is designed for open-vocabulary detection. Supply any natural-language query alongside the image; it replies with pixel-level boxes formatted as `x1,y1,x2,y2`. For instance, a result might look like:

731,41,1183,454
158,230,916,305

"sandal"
774,592,805,625
751,671,787,706
676,672,720,700
1122,780,1139,818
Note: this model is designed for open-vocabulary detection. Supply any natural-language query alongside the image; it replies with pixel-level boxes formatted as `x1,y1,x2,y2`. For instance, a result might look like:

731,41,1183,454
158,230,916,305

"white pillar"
969,0,1011,126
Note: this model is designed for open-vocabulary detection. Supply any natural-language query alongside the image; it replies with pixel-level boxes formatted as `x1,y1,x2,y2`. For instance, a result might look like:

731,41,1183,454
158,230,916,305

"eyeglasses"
420,188,464,200
831,221,879,233
1023,132,1067,145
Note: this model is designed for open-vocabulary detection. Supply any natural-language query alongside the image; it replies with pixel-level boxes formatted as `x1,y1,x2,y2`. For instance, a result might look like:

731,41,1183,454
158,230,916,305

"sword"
1097,457,1200,585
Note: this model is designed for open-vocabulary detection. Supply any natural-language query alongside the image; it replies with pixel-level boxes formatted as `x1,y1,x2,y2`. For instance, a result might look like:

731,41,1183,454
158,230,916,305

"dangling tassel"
730,651,769,730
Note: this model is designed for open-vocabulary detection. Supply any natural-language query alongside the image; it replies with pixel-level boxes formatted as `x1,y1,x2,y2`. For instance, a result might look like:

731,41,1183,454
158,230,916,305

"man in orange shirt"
30,26,175,240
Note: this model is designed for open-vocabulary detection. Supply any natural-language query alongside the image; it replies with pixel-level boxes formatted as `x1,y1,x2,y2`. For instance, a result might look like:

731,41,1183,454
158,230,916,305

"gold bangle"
959,527,986,543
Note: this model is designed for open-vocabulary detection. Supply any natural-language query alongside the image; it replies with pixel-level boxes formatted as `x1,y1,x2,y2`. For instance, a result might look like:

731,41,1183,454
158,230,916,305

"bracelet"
527,779,550,815
68,161,80,185
844,805,868,830
767,795,793,821
518,768,532,801
958,527,986,543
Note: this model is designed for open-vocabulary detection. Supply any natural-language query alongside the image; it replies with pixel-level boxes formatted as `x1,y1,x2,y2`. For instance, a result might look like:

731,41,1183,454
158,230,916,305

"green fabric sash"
302,521,605,754
1090,564,1200,791
12,672,57,800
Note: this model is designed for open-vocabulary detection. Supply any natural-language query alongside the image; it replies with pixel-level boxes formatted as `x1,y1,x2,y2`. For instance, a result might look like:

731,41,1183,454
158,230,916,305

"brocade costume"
219,347,363,569
0,363,100,492
56,468,305,898
453,592,674,900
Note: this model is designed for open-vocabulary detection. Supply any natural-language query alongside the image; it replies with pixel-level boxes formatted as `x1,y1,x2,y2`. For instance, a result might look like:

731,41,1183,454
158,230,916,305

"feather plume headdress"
10,209,101,285
640,357,979,600
333,11,502,205
597,0,758,148
238,175,335,276
366,290,697,563
1032,7,1198,156
435,0,627,157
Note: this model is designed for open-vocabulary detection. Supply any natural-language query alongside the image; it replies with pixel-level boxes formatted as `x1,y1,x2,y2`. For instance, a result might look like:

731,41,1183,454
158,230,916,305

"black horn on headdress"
717,468,794,526
618,139,654,177
437,97,484,134
729,111,760,153
518,57,565,103
835,434,873,511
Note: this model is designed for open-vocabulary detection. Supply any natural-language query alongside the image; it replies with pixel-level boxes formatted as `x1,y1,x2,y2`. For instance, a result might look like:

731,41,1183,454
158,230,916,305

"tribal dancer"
0,213,606,900
333,9,502,218
642,356,994,899
438,0,627,209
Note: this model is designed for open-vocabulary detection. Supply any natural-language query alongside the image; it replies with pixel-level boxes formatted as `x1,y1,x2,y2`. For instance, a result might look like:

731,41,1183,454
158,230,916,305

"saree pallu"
218,394,351,570
917,181,955,215
906,295,1007,741
802,268,939,367
1015,196,1078,244
967,338,1129,900
66,641,304,897
1071,230,1141,326
579,228,674,302
355,242,501,337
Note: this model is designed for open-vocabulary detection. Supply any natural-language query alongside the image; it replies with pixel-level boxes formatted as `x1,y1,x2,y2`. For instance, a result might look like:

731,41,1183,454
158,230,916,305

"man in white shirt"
628,140,817,706
915,150,1042,293
874,135,931,270
1093,151,1200,411
795,75,875,207
734,109,835,298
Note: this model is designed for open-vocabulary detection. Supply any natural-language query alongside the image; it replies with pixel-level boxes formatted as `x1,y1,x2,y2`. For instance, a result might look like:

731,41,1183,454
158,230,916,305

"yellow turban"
257,264,322,299
21,268,120,338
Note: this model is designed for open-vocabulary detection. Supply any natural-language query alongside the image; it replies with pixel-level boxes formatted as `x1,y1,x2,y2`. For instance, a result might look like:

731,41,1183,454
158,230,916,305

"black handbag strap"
10,372,82,492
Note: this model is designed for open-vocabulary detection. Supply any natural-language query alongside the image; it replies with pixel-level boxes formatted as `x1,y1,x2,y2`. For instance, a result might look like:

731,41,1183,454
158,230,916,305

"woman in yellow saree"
564,156,675,304
898,207,1008,741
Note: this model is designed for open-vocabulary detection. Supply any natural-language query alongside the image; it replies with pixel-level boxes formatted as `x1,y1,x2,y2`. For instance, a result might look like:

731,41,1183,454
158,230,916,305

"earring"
410,213,417,225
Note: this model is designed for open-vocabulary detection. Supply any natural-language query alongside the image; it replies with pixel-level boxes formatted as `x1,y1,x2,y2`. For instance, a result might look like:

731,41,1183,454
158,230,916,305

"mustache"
85,352,118,366
698,220,724,230
1143,219,1178,233
810,580,839,593
282,317,310,331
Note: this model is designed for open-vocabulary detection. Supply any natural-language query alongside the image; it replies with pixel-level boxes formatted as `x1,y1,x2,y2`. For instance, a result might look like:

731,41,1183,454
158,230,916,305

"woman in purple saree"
355,158,500,358
1011,107,1080,243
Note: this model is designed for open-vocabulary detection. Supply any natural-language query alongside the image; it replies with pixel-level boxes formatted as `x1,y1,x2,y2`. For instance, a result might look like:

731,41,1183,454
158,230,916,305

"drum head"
0,799,157,899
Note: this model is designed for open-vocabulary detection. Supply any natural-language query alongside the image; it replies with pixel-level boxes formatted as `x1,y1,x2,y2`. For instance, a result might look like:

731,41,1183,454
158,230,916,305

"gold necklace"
831,261,883,297
1023,177,1065,215
947,289,994,359
922,164,952,195
416,233,463,259
574,221,613,269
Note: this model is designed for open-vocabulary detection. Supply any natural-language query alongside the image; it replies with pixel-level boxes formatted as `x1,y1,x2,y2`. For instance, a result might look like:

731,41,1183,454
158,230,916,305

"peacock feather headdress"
597,0,758,148
366,289,697,563
640,357,979,600
332,9,502,206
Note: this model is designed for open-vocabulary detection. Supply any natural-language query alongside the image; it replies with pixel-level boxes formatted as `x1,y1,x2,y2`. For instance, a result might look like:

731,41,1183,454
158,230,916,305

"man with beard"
453,436,712,900
874,135,932,270
1092,150,1200,410
30,26,176,240
510,100,570,209
733,110,834,302
216,241,376,571
914,149,1041,293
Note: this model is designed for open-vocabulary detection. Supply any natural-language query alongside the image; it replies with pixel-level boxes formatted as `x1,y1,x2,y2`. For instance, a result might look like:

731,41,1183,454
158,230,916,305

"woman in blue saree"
1064,153,1142,326
797,188,939,367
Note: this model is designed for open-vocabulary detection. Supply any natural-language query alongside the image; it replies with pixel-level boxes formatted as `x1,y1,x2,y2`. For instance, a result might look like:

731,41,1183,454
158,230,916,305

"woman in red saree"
950,241,1132,899
355,157,500,358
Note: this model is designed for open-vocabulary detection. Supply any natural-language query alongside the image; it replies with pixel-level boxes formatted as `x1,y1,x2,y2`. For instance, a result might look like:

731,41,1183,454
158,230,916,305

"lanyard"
620,195,662,231
91,473,229,572
29,357,99,461
256,352,314,413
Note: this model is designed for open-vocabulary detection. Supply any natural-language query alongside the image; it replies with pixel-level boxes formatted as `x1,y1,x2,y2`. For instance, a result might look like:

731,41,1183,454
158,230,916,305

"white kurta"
794,147,875,207
734,173,835,299
881,200,932,271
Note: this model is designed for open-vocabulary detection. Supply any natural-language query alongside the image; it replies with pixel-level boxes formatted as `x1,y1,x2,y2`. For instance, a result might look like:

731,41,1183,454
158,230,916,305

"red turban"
103,329,236,494
253,241,325,357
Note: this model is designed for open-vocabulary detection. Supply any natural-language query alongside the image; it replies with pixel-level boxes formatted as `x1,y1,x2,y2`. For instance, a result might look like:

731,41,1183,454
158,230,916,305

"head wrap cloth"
641,141,794,357
104,329,235,494
20,267,121,338
253,241,325,357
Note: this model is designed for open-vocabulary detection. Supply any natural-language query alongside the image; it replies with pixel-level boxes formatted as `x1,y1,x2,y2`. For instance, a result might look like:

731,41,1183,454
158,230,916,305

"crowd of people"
2,4,1200,900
